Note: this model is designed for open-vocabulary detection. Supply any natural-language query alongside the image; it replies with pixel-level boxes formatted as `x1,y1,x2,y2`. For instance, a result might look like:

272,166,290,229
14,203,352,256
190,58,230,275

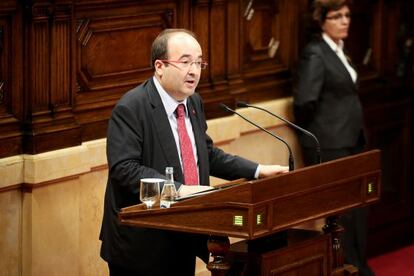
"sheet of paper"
178,185,215,197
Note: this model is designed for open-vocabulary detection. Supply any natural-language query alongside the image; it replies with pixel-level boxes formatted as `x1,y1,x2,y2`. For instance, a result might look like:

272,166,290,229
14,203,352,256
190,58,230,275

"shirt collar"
153,76,188,117
322,32,344,53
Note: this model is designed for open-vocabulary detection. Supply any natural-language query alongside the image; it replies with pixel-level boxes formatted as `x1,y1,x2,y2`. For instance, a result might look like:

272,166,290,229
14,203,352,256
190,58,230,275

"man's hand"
258,164,289,179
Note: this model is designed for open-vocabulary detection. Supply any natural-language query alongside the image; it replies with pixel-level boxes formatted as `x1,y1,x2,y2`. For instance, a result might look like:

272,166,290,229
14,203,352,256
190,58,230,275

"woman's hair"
150,29,197,69
312,0,352,25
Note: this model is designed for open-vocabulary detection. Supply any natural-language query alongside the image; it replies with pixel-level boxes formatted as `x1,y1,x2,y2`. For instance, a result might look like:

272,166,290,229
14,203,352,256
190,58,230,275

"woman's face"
322,5,351,43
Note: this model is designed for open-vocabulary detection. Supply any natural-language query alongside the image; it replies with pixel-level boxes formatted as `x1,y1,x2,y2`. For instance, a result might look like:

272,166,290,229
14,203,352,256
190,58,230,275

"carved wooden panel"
228,229,331,275
0,16,11,113
242,0,281,69
29,4,51,111
395,0,414,89
23,2,81,154
347,0,378,75
345,0,396,83
0,3,23,157
51,5,72,107
240,0,294,102
192,0,239,118
74,1,178,140
226,0,245,95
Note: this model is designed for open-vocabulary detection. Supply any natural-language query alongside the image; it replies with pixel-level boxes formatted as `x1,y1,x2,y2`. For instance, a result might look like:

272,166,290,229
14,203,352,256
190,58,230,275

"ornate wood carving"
76,15,163,92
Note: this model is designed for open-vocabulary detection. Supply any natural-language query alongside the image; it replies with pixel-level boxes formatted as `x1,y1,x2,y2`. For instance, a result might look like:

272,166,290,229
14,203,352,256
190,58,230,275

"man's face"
322,5,351,43
155,33,203,101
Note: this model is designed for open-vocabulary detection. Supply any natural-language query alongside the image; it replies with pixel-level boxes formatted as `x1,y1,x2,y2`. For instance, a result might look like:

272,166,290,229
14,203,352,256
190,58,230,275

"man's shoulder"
188,92,203,109
189,92,202,102
118,79,153,104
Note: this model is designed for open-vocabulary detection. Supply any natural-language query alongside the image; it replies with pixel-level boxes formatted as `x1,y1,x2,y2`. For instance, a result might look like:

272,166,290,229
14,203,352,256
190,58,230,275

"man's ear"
154,60,164,77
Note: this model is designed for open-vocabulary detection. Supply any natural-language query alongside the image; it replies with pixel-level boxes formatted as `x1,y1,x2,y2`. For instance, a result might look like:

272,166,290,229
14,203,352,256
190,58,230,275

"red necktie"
176,104,199,185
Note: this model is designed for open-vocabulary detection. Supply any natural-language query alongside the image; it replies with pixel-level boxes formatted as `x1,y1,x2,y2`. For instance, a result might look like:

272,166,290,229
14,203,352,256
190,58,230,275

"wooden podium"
119,150,381,275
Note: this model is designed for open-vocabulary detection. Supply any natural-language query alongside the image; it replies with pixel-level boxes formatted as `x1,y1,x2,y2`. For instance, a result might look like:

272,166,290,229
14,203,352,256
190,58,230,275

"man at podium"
99,28,289,276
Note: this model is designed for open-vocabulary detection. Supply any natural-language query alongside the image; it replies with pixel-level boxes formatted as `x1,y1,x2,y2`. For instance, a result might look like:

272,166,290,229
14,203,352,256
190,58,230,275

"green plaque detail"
233,215,243,226
368,182,374,194
256,214,262,225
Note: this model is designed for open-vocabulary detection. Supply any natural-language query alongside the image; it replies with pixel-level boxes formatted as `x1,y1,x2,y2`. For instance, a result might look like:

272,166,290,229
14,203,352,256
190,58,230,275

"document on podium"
176,185,217,201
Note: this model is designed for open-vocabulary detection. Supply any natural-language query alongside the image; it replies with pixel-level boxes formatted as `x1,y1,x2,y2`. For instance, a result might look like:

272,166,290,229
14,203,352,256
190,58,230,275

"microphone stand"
220,103,294,171
237,101,321,164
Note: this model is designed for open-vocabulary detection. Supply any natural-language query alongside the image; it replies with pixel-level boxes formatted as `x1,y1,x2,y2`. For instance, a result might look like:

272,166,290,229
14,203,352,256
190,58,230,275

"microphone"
237,101,321,164
219,103,294,171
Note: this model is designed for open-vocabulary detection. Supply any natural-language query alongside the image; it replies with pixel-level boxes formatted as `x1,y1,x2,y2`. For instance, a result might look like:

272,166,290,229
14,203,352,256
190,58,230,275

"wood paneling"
362,92,414,255
0,0,305,155
3,0,410,155
74,1,178,139
240,0,293,103
228,230,332,276
0,1,23,157
22,2,81,154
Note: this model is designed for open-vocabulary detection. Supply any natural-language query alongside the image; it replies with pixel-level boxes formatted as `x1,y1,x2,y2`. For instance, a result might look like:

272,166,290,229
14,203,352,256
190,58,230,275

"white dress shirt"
153,76,199,181
153,76,260,180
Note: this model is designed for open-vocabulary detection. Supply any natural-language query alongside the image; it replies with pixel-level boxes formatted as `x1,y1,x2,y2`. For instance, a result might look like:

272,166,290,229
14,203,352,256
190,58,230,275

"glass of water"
139,178,162,209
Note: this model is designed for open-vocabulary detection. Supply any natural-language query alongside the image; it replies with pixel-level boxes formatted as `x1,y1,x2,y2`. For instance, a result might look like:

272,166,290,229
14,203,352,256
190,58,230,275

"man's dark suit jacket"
293,38,364,150
100,78,258,275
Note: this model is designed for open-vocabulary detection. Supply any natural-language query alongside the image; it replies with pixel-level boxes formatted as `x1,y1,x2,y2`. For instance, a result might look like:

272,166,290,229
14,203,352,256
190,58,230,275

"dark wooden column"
323,216,344,270
323,216,358,275
0,0,23,157
23,0,81,154
227,0,245,98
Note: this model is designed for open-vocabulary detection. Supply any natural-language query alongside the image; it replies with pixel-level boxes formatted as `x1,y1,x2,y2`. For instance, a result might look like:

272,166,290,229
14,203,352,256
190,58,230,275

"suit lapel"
146,80,182,177
320,40,357,89
146,80,208,184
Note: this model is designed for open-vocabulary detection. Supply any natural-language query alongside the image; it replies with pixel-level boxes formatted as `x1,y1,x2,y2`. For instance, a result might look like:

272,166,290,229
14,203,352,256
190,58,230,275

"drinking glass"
139,178,162,209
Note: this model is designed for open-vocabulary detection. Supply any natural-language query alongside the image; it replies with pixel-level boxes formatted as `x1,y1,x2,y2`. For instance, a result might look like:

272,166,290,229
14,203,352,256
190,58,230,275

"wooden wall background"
0,0,413,255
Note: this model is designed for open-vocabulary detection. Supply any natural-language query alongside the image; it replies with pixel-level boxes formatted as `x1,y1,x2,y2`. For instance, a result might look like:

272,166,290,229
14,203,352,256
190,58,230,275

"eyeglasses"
159,59,208,70
326,12,351,21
